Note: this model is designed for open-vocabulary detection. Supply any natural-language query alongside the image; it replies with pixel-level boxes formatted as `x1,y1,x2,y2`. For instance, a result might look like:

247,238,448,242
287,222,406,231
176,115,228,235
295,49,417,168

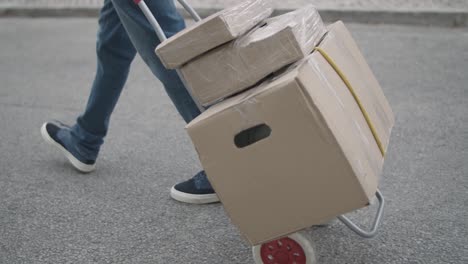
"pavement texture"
0,0,467,27
0,18,467,264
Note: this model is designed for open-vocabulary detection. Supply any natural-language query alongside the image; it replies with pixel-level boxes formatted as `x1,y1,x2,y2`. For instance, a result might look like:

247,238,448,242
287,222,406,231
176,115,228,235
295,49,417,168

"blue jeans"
64,0,200,161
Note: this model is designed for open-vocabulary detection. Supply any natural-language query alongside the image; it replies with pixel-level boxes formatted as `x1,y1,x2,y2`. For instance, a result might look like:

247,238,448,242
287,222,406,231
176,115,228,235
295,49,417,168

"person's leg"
41,0,137,172
110,0,200,123
75,0,137,146
109,0,217,204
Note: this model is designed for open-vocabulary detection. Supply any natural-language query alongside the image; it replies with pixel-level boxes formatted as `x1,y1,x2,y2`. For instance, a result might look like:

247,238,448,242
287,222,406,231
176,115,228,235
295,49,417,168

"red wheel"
252,232,315,264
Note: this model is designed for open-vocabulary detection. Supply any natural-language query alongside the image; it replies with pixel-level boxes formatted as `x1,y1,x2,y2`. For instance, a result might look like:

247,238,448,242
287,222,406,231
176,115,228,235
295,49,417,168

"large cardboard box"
155,0,273,69
186,21,394,245
180,5,326,106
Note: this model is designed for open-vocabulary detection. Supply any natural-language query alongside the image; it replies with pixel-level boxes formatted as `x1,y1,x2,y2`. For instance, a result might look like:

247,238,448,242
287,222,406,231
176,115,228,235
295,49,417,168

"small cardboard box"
155,0,273,69
180,5,326,106
186,21,394,245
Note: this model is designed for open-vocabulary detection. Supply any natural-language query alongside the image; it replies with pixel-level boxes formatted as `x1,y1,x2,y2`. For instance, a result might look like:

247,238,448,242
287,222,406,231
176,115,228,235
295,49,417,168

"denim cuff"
69,122,104,161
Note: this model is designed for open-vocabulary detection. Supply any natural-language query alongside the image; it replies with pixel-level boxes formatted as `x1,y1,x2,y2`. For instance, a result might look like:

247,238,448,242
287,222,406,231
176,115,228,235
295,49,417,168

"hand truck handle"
134,0,201,43
337,189,385,238
176,0,201,22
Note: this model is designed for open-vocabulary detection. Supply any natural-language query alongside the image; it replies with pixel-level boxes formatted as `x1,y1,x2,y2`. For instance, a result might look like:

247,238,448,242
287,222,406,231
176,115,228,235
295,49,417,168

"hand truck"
133,1,386,263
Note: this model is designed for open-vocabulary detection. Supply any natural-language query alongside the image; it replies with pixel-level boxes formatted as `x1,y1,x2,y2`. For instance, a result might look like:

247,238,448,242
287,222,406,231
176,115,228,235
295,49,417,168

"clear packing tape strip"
156,0,274,69
236,4,325,51
222,0,274,36
314,47,386,157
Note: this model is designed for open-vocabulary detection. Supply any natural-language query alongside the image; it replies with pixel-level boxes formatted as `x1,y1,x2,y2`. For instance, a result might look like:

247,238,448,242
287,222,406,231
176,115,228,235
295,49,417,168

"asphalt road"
0,19,467,264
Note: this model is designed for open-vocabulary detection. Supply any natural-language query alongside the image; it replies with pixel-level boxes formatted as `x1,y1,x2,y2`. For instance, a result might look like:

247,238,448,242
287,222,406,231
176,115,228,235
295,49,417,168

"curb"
313,8,468,28
0,6,466,28
192,8,468,28
0,7,99,17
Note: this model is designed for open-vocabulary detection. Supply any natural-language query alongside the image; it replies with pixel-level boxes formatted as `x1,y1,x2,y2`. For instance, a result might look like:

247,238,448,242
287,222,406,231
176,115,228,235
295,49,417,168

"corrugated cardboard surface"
180,5,326,106
186,21,394,245
155,0,273,69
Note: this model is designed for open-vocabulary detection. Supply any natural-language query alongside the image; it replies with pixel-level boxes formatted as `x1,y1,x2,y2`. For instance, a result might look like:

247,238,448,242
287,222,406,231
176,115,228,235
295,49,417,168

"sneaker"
40,121,96,173
170,171,220,204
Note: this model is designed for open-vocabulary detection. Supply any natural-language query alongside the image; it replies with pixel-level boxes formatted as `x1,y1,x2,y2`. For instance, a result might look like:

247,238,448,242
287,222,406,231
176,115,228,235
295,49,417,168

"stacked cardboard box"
179,5,326,106
155,0,394,246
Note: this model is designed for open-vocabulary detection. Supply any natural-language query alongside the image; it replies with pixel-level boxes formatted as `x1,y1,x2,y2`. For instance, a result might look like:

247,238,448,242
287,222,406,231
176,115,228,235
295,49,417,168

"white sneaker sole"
40,123,96,173
170,186,220,204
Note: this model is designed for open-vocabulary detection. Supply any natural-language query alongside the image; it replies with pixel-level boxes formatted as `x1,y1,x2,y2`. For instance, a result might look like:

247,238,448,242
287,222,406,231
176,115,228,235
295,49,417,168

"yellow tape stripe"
314,47,385,156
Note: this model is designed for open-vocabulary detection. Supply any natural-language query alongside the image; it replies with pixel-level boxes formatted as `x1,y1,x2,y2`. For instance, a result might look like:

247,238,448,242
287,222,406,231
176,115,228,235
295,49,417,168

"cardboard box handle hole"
234,124,271,148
